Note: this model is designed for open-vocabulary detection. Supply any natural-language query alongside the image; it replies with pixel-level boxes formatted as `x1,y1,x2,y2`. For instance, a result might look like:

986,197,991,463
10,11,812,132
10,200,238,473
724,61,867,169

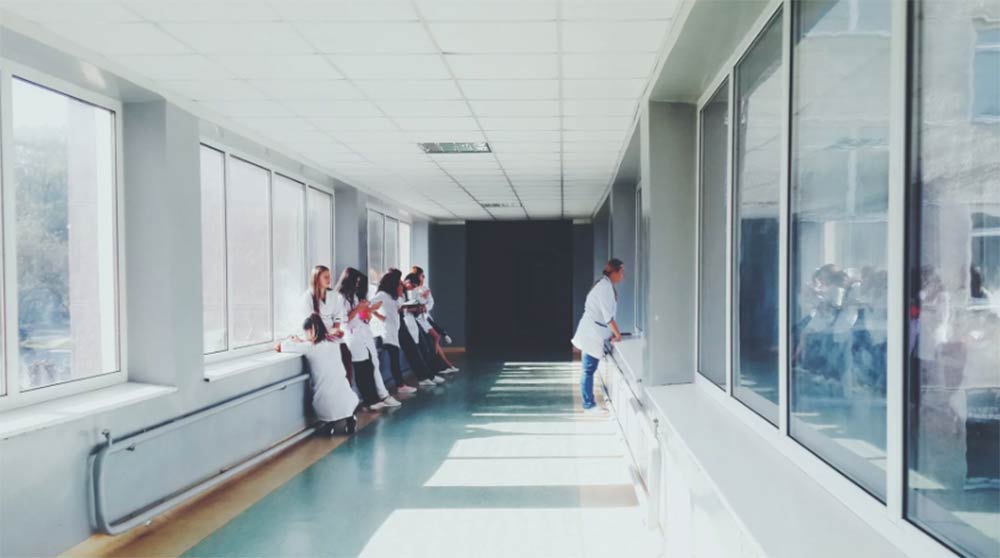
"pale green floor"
185,357,661,558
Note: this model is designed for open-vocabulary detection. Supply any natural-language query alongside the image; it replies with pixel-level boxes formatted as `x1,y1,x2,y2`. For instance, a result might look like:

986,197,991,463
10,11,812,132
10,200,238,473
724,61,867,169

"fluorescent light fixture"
418,141,492,154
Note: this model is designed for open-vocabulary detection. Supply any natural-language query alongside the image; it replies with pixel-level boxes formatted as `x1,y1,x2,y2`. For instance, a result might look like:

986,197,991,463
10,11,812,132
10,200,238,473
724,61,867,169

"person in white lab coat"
400,274,447,387
276,314,359,435
334,267,401,411
371,269,417,395
409,267,458,374
572,258,625,411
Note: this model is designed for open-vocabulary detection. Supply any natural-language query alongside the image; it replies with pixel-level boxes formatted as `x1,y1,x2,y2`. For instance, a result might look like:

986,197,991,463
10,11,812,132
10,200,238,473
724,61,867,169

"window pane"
273,175,305,339
385,217,399,270
789,0,891,500
13,78,119,390
200,146,227,354
307,188,333,269
636,187,645,333
733,11,783,423
699,80,729,387
227,158,272,348
399,221,411,273
367,210,384,284
906,2,1000,555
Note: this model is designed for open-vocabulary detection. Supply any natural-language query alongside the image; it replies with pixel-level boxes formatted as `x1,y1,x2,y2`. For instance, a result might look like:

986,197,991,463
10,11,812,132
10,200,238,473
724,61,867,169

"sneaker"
369,401,388,411
445,366,460,374
397,385,418,394
383,396,402,407
583,406,608,415
432,376,446,384
419,379,436,387
444,335,453,345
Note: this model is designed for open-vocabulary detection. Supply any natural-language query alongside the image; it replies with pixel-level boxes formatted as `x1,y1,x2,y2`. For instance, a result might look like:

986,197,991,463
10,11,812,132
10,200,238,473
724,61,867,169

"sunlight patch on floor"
447,434,622,459
424,456,632,487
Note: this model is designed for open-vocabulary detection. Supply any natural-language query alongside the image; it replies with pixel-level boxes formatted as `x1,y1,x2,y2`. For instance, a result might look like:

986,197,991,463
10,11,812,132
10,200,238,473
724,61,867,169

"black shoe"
346,416,357,435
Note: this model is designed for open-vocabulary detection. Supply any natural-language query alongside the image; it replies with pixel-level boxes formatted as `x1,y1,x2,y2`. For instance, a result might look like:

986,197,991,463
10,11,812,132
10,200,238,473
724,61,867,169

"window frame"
366,205,411,277
200,140,336,366
306,185,336,274
0,61,127,413
688,1,953,556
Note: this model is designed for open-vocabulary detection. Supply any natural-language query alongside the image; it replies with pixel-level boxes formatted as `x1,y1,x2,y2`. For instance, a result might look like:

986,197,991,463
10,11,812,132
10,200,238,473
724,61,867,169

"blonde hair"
310,265,331,313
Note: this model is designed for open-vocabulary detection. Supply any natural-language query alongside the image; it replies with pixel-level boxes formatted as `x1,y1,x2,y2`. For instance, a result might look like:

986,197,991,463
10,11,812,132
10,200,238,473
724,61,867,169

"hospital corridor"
0,1,997,557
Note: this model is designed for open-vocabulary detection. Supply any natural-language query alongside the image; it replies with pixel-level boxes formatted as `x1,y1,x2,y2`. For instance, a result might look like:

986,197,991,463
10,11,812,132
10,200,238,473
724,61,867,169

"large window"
906,1,1000,555
789,0,892,500
385,216,399,271
367,210,384,285
698,80,729,387
13,77,119,392
733,10,783,423
272,175,306,339
636,185,646,334
307,187,334,270
399,221,412,273
200,146,227,354
366,208,407,284
227,158,272,348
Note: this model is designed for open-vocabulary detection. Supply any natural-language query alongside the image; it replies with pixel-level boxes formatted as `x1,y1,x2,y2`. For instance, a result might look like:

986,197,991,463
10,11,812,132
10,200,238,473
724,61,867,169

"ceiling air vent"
418,142,491,154
481,202,521,208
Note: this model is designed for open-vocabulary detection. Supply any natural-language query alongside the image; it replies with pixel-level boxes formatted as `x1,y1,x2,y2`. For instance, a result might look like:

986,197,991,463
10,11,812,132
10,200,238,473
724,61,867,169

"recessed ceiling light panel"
418,141,492,154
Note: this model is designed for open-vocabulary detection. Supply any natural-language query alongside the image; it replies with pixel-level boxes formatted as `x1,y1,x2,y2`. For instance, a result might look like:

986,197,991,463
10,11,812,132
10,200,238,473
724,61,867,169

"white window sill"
0,382,177,440
609,336,645,389
203,351,301,383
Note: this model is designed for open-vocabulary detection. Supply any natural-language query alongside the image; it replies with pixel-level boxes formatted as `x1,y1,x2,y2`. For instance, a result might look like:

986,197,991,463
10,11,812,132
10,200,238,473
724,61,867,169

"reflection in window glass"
367,210,384,285
789,0,891,500
13,78,119,391
733,11,783,423
272,175,305,339
974,27,1000,120
200,146,227,354
399,221,411,273
907,2,1000,555
227,158,272,348
307,188,333,269
385,217,399,271
699,81,729,387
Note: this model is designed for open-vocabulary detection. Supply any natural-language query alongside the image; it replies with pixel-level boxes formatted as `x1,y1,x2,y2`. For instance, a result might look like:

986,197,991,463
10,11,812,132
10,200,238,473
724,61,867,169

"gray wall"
428,224,467,346
611,178,638,333
593,199,611,278
573,224,595,329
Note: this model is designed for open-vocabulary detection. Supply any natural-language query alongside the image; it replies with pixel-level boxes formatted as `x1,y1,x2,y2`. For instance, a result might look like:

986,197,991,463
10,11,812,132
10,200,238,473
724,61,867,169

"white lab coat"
334,293,389,398
572,276,617,358
370,291,401,347
415,287,434,332
300,289,336,329
278,340,358,422
402,289,424,342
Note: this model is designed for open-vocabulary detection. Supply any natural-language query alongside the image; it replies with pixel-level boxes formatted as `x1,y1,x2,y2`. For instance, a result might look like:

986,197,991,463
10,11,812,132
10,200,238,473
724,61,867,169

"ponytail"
603,258,624,277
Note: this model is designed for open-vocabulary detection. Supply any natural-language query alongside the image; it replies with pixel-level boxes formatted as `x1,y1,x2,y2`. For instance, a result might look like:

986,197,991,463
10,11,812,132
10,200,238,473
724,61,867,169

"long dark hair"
334,267,366,307
310,265,330,313
603,258,624,277
303,314,328,344
378,269,403,300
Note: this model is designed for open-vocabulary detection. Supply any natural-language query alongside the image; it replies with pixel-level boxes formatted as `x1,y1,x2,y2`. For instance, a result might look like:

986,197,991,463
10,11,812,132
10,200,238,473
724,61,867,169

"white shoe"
383,396,402,407
444,335,453,345
584,406,608,415
369,401,388,411
419,379,436,387
432,376,446,384
397,385,418,394
445,366,460,374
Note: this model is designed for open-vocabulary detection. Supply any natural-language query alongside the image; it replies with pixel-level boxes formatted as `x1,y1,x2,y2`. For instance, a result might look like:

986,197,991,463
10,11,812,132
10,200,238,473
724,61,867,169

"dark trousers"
340,344,354,385
382,341,405,387
353,358,380,405
399,326,435,380
418,327,448,372
428,317,447,337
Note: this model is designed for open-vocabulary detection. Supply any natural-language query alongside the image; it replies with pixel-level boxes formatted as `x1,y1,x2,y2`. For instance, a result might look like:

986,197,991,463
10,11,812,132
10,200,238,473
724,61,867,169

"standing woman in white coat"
276,314,359,435
571,258,625,411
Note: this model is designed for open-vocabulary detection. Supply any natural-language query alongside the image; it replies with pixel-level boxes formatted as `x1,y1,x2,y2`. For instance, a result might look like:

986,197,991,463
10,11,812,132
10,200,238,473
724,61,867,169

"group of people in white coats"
276,264,459,435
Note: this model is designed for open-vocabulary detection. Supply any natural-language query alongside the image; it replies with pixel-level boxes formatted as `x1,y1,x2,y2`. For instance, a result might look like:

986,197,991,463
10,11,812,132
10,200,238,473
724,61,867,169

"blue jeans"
581,353,600,409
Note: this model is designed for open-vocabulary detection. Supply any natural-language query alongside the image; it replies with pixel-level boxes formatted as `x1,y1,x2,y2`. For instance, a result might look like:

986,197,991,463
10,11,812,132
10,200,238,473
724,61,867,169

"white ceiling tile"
356,80,462,100
562,116,633,130
215,55,342,79
249,80,363,99
479,117,560,131
159,79,265,100
109,54,233,80
161,23,314,54
127,1,280,22
562,79,646,99
331,55,451,79
334,131,415,144
564,130,627,142
417,1,556,21
285,99,384,117
0,1,140,23
561,21,669,53
460,80,558,100
486,130,561,143
376,100,471,117
402,129,486,142
235,116,322,135
560,1,678,21
310,117,398,132
429,22,557,53
488,141,560,153
43,23,192,54
270,1,418,21
446,54,558,79
562,98,638,116
199,99,294,117
394,117,480,131
295,22,436,53
468,100,560,117
562,53,657,79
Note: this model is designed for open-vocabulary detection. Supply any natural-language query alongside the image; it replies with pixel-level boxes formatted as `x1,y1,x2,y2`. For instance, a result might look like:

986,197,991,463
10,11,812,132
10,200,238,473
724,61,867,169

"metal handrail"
93,373,315,535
